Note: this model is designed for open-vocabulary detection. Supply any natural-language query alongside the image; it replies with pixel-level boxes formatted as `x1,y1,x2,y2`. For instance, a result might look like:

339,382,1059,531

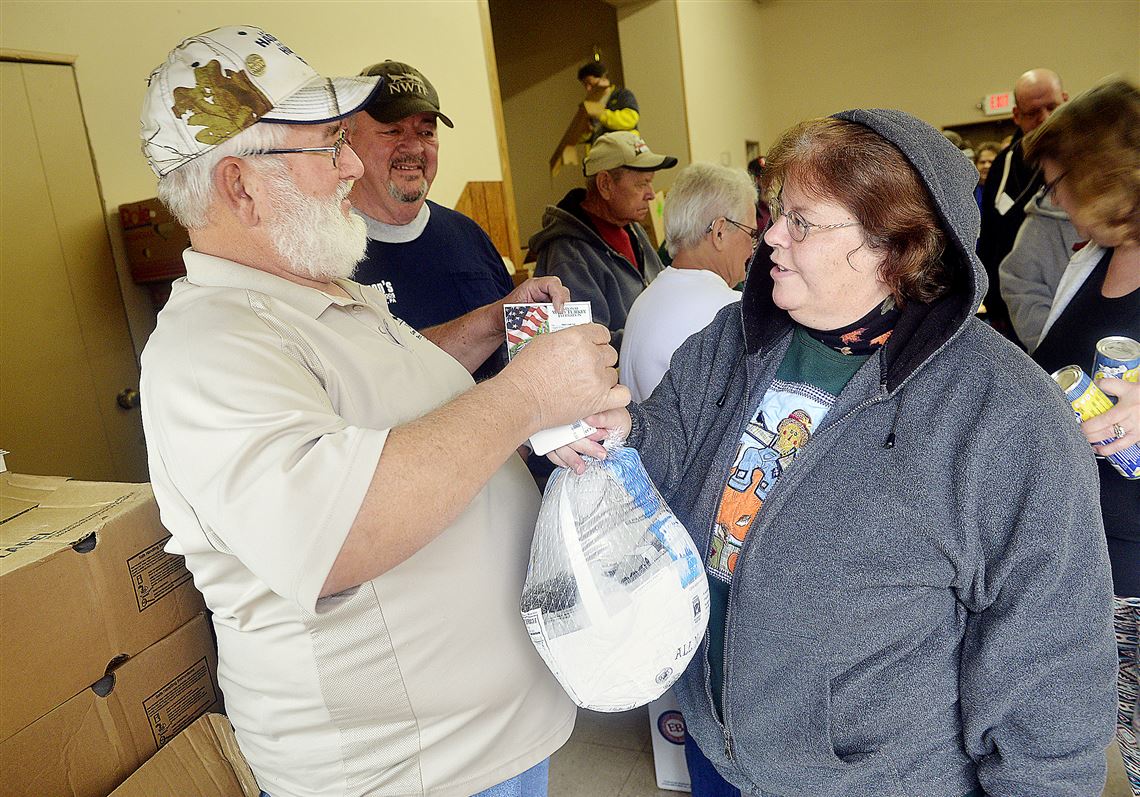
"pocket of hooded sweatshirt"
725,625,906,796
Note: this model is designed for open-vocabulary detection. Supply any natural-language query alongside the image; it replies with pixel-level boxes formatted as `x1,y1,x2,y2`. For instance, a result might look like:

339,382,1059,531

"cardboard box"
0,472,206,742
548,83,615,177
549,104,593,177
110,713,260,797
648,689,691,791
1,613,222,797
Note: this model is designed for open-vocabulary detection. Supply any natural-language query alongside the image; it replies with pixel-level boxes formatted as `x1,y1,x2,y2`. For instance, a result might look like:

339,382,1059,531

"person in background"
137,26,628,797
973,141,999,210
942,129,974,162
577,59,640,145
978,68,1068,344
1025,78,1140,796
997,187,1082,351
553,110,1116,797
621,163,756,404
349,60,514,381
530,131,677,352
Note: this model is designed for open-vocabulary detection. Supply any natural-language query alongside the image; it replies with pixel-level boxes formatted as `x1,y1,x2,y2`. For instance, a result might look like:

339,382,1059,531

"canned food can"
1093,336,1140,383
1051,364,1140,480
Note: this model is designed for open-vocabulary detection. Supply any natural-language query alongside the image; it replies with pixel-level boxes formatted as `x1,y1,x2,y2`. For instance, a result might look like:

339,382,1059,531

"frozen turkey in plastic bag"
520,444,710,712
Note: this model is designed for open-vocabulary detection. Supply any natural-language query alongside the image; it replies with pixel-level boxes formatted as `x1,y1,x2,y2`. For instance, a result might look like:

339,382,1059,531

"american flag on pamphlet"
501,301,595,455
505,304,551,356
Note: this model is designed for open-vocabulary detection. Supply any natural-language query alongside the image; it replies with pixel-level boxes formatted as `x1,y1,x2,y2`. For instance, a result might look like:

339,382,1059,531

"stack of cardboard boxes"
0,471,247,795
110,713,260,797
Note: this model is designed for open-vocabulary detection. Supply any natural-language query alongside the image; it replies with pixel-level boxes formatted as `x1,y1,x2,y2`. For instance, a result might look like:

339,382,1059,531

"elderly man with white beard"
137,27,627,797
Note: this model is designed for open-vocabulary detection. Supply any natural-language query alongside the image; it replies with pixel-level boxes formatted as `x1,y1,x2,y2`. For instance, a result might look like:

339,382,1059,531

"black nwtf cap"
358,60,454,128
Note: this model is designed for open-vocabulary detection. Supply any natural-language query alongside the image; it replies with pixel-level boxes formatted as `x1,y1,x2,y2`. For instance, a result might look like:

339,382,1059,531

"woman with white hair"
620,163,758,402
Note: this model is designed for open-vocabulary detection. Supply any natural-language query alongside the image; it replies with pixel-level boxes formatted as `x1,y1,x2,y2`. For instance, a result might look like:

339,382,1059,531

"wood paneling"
455,180,526,280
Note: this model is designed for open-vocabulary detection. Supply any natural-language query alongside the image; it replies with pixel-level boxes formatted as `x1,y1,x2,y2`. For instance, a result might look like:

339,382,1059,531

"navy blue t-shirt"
354,201,513,331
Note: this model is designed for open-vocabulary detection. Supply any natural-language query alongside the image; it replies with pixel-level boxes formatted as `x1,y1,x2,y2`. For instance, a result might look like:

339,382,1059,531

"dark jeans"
684,733,741,797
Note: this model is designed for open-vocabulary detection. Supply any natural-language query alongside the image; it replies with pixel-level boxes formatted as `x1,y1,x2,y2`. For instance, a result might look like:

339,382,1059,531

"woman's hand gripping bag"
520,445,710,712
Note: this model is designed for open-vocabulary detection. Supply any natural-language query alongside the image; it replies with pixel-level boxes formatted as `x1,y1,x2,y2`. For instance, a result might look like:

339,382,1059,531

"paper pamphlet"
504,302,597,455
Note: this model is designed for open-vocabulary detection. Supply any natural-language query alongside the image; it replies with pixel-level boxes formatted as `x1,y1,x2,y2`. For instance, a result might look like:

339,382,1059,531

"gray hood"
528,191,598,255
741,108,986,392
1023,190,1071,221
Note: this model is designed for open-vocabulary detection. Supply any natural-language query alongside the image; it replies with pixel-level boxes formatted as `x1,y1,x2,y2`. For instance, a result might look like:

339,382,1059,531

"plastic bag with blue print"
520,440,710,712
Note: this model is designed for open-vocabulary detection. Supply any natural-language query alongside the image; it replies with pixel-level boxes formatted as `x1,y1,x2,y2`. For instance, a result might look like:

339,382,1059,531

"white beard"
262,167,367,283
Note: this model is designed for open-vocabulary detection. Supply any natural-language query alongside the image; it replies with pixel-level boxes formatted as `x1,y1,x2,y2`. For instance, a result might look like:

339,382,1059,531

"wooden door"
1,58,148,482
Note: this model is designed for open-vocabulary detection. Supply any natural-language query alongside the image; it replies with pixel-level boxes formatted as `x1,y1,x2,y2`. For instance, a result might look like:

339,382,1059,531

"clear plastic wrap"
520,445,710,712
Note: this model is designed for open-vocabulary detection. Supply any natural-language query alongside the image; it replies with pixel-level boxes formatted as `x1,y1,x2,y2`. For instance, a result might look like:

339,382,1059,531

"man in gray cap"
137,26,626,797
350,60,514,379
530,131,677,352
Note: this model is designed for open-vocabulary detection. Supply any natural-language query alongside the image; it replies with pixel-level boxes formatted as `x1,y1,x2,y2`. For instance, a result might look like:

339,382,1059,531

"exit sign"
983,92,1013,116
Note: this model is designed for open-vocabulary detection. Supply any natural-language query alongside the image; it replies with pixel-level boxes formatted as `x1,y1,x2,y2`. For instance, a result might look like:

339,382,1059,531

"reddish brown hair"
762,118,951,305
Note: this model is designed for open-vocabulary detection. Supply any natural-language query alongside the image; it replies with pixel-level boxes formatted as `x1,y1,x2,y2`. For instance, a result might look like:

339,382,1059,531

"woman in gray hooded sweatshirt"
551,110,1117,797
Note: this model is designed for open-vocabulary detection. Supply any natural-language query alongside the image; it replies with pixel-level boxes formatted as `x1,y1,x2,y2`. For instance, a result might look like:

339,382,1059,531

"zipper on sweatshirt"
615,232,653,287
699,509,737,763
718,509,741,764
721,592,735,761
700,361,754,764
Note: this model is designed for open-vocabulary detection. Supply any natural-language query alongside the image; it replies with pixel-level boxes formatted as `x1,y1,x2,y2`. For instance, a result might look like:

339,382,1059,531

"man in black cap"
350,60,514,379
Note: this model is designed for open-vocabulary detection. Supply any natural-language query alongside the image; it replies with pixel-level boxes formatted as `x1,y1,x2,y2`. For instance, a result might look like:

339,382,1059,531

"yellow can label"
1071,380,1114,421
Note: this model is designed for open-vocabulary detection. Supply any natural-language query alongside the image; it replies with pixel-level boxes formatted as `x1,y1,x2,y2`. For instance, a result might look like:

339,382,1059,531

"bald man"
978,68,1069,345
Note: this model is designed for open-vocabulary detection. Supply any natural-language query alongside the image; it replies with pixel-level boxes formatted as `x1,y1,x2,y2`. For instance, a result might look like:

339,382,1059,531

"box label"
128,537,193,611
143,657,218,747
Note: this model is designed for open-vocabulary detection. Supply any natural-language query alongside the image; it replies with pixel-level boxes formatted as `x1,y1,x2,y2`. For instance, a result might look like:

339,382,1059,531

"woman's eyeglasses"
1041,171,1067,201
769,197,860,242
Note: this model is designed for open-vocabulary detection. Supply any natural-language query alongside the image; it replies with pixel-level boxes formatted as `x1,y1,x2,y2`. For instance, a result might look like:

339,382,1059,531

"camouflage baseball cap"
358,61,455,128
140,25,383,177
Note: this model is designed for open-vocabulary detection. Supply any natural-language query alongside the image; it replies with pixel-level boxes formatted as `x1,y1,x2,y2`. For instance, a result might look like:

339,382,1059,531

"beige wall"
1,1,501,351
674,0,765,168
490,0,625,245
617,0,692,189
3,0,1138,345
754,0,1140,148
0,1,501,214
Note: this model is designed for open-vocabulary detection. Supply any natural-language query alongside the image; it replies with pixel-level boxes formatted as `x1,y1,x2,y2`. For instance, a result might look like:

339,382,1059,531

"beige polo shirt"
140,251,574,797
